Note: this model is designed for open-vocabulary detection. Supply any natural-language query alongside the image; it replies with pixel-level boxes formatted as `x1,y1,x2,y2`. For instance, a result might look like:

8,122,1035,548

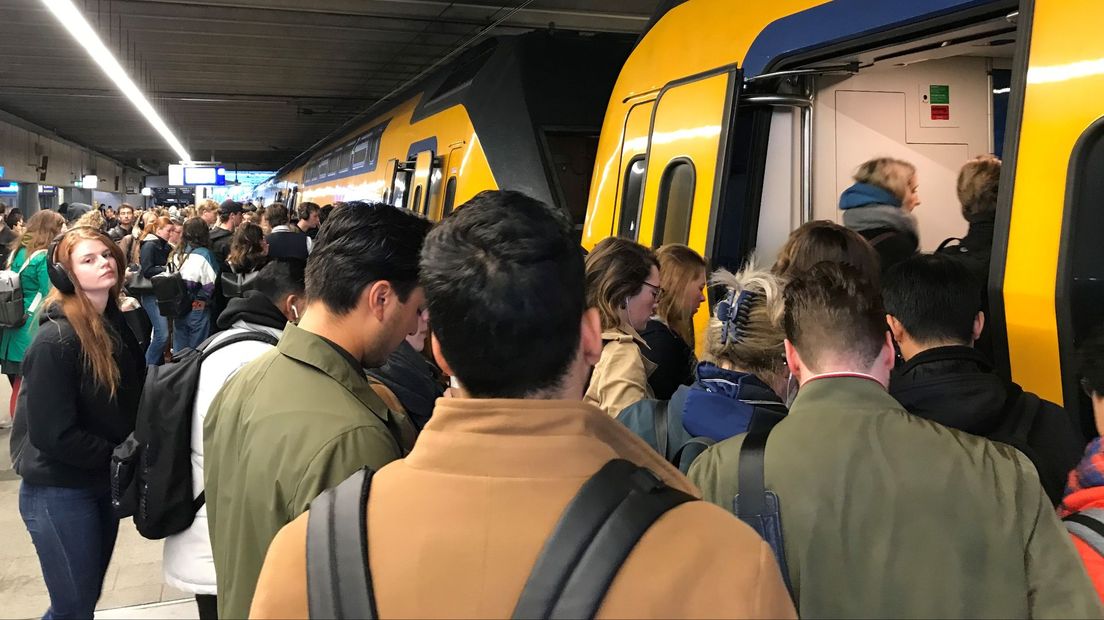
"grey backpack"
0,249,46,329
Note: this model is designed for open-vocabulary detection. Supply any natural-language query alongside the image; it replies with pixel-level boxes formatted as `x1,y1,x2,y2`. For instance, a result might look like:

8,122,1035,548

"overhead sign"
169,164,226,187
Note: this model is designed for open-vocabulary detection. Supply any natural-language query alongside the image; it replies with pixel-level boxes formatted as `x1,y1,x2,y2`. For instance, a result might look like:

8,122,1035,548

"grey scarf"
842,204,919,239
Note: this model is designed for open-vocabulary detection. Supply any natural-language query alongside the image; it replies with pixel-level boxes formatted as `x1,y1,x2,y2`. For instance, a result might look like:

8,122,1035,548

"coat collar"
405,398,699,496
790,374,897,418
276,322,389,423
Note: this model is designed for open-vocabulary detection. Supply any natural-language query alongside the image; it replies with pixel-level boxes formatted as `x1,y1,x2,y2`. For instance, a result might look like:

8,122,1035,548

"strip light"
41,0,192,163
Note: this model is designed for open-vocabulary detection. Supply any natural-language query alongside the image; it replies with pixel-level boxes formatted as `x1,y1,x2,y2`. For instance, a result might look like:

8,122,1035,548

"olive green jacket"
689,375,1103,619
203,323,405,620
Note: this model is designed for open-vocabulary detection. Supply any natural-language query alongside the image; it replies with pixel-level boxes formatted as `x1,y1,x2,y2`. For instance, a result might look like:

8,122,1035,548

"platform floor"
0,380,198,620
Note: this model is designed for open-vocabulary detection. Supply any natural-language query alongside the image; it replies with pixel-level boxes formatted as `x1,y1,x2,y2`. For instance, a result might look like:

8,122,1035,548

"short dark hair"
783,261,887,371
305,201,430,313
883,254,981,345
181,217,211,249
253,259,306,305
297,202,321,220
265,203,289,227
118,204,134,215
421,190,584,397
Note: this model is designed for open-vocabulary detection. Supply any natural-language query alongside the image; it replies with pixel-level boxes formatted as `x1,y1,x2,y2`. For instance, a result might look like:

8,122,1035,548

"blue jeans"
19,483,120,619
173,306,210,353
140,294,169,365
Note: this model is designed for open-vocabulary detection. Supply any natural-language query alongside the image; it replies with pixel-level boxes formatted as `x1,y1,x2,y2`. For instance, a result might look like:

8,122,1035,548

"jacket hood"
839,182,901,210
217,291,288,330
889,346,1009,435
679,363,786,442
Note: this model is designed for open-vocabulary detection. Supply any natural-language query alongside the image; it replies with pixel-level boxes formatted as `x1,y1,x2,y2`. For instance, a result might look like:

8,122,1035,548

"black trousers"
195,594,218,620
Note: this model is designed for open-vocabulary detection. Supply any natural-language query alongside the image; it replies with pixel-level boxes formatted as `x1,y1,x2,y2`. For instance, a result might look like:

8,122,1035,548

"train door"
610,101,655,240
1009,0,1104,432
639,69,738,250
409,150,434,216
440,141,465,218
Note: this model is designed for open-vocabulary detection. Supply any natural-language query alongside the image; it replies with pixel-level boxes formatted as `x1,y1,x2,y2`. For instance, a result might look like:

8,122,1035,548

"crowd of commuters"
7,151,1104,620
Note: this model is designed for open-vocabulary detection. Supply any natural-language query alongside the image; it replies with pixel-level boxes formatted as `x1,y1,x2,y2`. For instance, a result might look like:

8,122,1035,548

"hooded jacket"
1060,439,1104,604
139,233,172,280
618,363,786,469
9,300,146,490
366,340,445,430
839,182,919,273
163,291,288,595
890,346,1084,506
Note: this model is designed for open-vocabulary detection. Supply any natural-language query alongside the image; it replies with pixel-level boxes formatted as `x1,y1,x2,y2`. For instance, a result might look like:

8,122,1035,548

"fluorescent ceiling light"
41,0,192,163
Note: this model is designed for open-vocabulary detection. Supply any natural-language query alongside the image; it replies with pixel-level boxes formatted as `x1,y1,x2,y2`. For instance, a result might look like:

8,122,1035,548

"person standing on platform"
265,203,311,261
366,306,445,430
10,227,145,619
107,204,135,242
295,202,321,239
0,202,20,267
203,202,430,619
207,200,242,330
0,211,65,426
163,261,305,620
170,218,219,352
197,199,219,229
642,244,707,399
138,216,173,365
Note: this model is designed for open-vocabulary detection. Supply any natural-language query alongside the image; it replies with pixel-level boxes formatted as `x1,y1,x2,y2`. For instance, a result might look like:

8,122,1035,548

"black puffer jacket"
10,301,146,490
890,345,1083,505
366,340,445,430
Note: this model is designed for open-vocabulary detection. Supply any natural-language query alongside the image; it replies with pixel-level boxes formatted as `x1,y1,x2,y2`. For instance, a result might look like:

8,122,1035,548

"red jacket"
1061,485,1104,602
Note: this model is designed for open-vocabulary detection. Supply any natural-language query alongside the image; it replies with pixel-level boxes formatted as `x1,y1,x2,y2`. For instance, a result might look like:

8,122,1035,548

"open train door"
638,68,738,251
999,0,1104,435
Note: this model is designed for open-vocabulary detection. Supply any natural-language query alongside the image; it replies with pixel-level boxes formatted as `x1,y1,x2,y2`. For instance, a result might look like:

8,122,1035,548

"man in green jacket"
689,262,1104,618
204,203,431,619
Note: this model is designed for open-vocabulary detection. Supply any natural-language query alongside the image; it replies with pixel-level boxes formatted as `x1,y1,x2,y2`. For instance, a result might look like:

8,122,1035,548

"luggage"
305,459,694,619
111,330,280,539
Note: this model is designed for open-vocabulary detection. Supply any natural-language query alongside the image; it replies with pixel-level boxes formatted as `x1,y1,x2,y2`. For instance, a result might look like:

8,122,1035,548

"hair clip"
716,289,757,345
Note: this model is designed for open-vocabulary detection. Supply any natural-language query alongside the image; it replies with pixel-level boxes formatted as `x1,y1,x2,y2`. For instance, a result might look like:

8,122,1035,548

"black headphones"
46,226,113,295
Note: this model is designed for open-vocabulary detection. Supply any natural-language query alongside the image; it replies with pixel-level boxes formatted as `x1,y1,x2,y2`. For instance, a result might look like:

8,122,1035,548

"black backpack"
306,459,694,619
111,330,280,539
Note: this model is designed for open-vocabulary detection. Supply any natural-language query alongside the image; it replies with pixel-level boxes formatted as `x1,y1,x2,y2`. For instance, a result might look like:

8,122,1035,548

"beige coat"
250,398,796,619
584,325,656,418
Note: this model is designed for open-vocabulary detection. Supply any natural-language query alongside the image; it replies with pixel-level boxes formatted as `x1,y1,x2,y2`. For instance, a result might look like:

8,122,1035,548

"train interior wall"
754,54,1012,264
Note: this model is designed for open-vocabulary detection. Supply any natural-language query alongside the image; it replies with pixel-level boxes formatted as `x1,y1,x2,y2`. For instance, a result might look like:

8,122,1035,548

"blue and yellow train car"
583,0,1104,431
266,31,632,237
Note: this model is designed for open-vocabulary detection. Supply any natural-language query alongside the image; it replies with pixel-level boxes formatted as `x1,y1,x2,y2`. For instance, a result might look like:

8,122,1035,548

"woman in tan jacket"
584,237,661,417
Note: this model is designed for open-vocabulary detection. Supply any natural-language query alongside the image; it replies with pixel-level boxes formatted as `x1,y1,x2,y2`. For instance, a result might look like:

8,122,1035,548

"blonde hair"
703,263,786,381
75,209,105,231
655,244,706,346
44,227,128,396
853,157,917,204
957,155,1001,223
9,210,65,262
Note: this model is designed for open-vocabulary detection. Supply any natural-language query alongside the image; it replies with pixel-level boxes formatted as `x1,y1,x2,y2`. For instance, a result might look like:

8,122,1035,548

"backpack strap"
512,459,694,619
13,249,46,273
867,231,897,248
1001,387,1040,447
307,467,377,620
735,419,795,600
197,330,280,359
936,237,963,253
672,436,716,473
653,399,669,460
1064,509,1104,559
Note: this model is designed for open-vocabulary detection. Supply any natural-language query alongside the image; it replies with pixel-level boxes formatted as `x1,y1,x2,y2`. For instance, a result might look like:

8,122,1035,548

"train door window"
1059,119,1104,437
618,157,646,239
442,177,457,216
411,186,423,214
710,105,773,274
651,159,695,247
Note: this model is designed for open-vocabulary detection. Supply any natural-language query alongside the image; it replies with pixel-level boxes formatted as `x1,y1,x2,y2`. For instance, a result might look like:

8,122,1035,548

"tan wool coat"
250,398,796,619
584,324,657,418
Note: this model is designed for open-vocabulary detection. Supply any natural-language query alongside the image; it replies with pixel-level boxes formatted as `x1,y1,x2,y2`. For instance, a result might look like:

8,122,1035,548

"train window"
339,144,353,173
411,186,423,214
618,157,646,239
443,177,457,217
352,139,369,170
652,159,695,247
1059,118,1104,437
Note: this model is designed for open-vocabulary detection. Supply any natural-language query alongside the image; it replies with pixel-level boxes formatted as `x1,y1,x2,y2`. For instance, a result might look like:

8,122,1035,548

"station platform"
0,380,197,620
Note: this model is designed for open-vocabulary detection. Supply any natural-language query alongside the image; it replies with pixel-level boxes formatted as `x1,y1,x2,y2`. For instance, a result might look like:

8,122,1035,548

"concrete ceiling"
0,0,658,172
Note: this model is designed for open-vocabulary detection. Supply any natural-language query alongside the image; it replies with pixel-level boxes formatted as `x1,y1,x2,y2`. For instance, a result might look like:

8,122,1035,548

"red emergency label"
931,105,950,121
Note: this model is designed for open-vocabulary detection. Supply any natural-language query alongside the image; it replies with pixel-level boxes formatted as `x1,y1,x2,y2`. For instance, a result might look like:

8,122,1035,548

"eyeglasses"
641,281,663,301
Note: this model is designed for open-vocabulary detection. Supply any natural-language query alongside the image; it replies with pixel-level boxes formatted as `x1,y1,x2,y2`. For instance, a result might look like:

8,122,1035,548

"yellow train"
263,31,632,238
581,0,1104,430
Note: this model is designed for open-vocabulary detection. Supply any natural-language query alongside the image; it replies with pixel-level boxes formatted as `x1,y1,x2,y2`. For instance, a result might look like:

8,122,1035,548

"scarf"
1060,437,1104,516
